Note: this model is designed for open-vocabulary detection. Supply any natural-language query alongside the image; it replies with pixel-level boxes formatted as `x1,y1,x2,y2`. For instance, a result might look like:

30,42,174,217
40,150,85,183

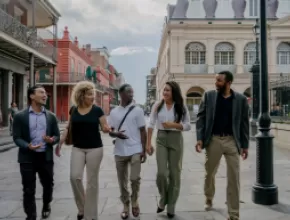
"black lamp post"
252,0,278,205
250,19,260,139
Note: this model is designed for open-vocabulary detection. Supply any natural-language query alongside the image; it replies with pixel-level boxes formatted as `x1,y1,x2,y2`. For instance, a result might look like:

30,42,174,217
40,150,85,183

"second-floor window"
185,42,206,65
277,42,290,65
214,42,235,65
70,57,75,72
0,4,8,13
244,42,257,65
249,0,258,17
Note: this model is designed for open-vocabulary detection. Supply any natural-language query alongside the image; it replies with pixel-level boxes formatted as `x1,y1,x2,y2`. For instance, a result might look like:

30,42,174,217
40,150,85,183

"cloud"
51,0,176,37
111,46,157,56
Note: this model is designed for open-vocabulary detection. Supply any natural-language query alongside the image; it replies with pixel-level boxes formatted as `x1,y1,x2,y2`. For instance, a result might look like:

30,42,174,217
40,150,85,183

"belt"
213,133,233,137
158,129,179,133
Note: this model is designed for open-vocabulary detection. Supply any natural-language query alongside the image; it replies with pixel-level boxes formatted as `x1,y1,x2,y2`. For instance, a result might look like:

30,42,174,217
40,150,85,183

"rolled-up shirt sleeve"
148,101,159,129
181,105,191,131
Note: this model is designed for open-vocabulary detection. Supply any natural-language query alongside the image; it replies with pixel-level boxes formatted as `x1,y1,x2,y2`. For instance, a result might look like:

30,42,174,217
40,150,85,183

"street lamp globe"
252,19,260,37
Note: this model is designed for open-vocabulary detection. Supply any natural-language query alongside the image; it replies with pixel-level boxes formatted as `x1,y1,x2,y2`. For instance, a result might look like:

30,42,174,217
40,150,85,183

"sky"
51,0,176,104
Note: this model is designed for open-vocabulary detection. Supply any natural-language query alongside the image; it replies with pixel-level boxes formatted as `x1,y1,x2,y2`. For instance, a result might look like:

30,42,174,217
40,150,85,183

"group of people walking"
12,70,249,220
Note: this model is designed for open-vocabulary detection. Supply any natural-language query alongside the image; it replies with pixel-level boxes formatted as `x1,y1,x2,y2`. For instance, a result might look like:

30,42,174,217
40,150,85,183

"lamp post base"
252,184,278,205
250,119,258,140
252,131,278,205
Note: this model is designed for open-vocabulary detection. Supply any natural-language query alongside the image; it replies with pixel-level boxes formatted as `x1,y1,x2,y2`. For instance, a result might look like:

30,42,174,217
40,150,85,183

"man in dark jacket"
13,85,60,220
195,71,249,220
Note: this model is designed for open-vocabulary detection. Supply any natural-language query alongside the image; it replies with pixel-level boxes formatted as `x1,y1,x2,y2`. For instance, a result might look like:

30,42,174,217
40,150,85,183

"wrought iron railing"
36,72,85,83
0,8,55,61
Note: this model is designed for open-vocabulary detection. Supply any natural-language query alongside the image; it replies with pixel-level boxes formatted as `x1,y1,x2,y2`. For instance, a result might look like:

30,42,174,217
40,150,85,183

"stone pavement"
1,129,290,220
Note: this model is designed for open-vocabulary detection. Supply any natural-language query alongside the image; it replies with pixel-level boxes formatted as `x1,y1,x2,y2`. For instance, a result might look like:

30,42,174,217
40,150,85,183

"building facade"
171,0,290,19
0,0,60,126
36,26,93,121
156,13,290,119
145,68,157,112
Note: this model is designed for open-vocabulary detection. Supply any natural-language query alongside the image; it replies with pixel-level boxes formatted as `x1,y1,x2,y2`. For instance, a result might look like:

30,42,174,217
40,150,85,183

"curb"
0,144,16,153
0,129,65,152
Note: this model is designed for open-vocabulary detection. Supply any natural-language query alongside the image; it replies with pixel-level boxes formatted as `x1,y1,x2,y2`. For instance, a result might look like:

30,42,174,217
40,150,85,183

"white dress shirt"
148,101,191,131
108,103,146,156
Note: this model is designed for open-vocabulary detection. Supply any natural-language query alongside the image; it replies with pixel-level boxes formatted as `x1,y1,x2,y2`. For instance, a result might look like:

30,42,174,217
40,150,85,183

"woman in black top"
56,81,110,220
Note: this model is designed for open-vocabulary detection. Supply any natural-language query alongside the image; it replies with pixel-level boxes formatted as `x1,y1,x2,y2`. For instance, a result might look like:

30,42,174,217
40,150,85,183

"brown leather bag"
65,107,75,145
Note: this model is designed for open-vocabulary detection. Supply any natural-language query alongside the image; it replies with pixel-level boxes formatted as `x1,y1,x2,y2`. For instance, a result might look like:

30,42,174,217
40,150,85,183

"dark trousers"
20,153,54,219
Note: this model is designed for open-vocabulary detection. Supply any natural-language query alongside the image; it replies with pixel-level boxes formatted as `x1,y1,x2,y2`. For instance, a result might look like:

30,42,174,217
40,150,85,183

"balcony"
277,65,290,74
0,8,56,66
184,64,208,74
214,65,237,74
36,72,85,84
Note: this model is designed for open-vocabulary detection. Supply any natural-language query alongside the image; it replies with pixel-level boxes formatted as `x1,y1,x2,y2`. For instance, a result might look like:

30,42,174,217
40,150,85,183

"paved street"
1,128,290,220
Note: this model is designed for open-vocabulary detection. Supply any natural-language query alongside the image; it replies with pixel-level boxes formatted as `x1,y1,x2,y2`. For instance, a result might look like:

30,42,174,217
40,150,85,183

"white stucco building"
155,2,290,117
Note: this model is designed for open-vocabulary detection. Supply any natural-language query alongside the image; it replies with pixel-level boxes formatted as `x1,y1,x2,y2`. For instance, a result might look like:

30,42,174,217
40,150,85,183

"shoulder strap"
117,105,135,131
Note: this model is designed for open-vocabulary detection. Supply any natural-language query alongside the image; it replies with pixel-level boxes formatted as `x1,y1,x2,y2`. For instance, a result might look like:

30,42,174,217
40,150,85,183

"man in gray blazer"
195,71,249,220
13,85,60,220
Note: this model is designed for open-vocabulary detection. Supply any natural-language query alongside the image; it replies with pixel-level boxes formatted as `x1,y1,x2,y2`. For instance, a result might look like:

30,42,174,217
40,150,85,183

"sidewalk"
0,123,67,152
1,129,290,219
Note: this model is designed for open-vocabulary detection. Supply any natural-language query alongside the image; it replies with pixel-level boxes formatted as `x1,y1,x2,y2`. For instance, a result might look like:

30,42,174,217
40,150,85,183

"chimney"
74,37,78,47
85,44,91,54
63,26,69,40
82,45,86,53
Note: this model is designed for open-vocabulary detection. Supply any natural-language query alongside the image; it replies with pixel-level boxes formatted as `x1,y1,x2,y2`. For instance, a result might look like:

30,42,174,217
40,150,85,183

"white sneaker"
204,199,213,211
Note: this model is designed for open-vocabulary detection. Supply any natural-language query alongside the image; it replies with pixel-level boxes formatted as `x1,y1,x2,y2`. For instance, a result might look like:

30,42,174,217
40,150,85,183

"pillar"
18,74,28,110
53,65,57,114
29,53,34,87
2,71,13,126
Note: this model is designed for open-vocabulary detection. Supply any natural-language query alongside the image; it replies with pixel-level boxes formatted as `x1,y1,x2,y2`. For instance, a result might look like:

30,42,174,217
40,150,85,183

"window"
277,42,290,65
185,42,206,64
244,42,257,65
0,4,8,13
249,0,258,17
214,42,235,65
70,57,75,72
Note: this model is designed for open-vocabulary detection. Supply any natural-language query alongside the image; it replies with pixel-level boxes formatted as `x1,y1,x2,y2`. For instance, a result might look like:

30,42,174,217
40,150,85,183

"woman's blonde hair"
71,80,95,106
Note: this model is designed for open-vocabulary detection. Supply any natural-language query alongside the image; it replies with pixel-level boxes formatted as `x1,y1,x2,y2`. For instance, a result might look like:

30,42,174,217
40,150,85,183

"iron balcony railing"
37,72,86,83
0,8,55,61
36,72,111,93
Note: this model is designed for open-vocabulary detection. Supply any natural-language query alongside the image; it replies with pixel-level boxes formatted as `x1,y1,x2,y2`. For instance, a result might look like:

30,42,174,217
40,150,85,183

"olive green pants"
156,130,183,214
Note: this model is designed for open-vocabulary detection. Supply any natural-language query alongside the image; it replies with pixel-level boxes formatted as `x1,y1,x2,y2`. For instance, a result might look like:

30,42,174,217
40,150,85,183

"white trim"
39,0,61,18
0,31,56,65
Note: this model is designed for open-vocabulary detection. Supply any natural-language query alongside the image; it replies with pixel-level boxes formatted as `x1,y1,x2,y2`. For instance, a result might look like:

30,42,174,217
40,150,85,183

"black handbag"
112,105,135,144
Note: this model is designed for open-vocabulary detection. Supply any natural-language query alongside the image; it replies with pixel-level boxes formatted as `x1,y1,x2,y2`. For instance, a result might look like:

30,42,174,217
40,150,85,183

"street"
1,129,290,220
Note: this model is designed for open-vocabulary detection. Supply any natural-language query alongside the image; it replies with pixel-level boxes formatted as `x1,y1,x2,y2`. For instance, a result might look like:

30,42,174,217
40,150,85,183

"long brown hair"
156,81,185,123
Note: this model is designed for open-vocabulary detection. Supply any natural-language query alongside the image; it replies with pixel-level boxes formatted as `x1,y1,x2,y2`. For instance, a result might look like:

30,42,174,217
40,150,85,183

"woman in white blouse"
146,81,191,218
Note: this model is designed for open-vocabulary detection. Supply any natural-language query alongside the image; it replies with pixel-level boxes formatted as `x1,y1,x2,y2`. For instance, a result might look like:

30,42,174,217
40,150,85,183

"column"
207,39,215,74
53,65,57,113
18,74,28,110
2,71,13,126
236,39,244,74
29,53,34,87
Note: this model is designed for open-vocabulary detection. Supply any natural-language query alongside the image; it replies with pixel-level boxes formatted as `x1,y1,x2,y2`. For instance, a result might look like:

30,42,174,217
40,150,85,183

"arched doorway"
186,87,204,121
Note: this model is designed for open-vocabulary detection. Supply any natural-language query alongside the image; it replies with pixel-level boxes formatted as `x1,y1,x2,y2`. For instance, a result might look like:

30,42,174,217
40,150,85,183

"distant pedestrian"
56,81,111,220
13,85,60,220
195,71,249,220
9,102,19,135
108,84,147,219
146,81,191,218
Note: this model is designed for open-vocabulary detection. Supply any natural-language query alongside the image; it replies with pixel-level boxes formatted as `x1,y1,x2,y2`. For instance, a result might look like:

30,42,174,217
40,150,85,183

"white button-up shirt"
108,103,146,156
148,101,191,131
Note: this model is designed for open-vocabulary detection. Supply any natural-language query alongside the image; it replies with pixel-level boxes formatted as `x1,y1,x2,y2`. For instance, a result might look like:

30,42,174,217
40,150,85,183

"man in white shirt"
108,84,147,219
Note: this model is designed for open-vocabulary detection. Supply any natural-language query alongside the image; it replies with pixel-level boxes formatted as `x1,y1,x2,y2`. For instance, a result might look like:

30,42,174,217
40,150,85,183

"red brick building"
36,26,93,121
